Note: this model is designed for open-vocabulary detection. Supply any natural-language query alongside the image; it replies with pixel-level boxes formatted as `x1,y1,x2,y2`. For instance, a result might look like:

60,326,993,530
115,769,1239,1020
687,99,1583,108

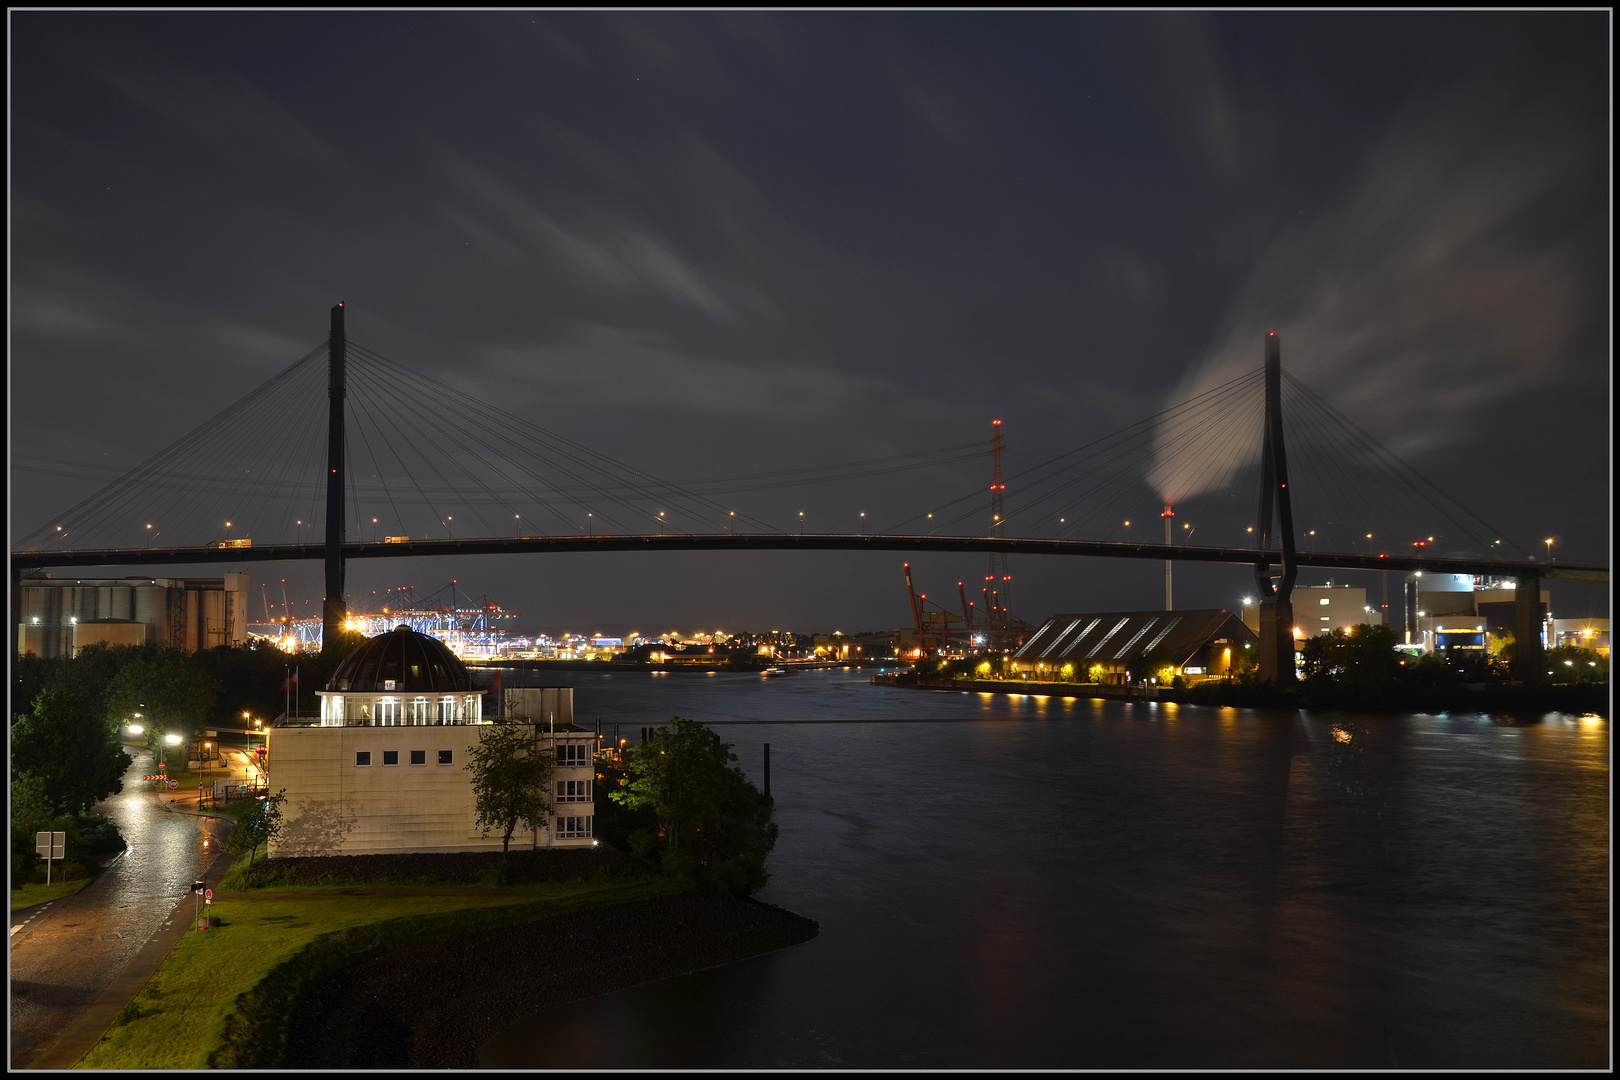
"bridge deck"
10,534,1605,580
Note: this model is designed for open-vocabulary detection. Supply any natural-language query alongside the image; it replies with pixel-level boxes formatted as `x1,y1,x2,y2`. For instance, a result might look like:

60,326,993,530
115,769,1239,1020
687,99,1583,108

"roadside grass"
76,873,684,1069
11,877,92,911
197,799,260,820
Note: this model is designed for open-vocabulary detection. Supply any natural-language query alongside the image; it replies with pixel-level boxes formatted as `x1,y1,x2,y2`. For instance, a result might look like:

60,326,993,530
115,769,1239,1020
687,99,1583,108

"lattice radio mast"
986,419,1011,642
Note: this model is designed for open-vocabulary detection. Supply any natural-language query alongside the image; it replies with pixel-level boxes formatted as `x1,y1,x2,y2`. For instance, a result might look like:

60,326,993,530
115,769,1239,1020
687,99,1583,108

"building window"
438,749,453,765
557,779,592,802
355,751,371,767
326,695,344,724
382,750,399,766
442,696,458,724
1319,598,1331,606
557,743,590,767
407,697,430,724
410,750,426,766
378,698,399,725
556,815,592,838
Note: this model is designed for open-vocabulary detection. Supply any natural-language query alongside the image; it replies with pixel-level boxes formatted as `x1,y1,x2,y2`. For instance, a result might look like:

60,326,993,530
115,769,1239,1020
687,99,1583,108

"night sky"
11,12,1610,635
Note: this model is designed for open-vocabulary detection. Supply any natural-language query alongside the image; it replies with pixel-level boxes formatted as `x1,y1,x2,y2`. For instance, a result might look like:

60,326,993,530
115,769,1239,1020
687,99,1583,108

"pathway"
9,749,230,1069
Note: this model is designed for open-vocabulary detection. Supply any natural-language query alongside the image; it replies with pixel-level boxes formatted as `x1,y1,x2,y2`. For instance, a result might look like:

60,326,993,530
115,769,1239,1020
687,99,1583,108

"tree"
465,724,553,858
612,718,778,896
11,772,52,883
1125,646,1174,685
194,641,293,726
225,789,287,868
102,650,218,742
11,689,133,815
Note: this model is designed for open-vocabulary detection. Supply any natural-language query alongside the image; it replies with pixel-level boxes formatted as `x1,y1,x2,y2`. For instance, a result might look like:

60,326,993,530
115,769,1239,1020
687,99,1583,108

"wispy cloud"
98,65,347,174
1149,83,1596,500
442,152,728,314
484,322,923,420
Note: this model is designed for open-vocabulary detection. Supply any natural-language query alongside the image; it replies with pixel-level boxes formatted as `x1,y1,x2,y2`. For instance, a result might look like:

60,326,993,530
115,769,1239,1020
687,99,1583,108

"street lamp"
1545,538,1554,562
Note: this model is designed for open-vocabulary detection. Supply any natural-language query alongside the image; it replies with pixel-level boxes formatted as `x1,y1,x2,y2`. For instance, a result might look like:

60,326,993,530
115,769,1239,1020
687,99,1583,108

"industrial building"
1553,619,1609,653
1242,583,1384,640
14,571,248,658
1013,609,1256,684
269,625,595,857
1402,573,1552,654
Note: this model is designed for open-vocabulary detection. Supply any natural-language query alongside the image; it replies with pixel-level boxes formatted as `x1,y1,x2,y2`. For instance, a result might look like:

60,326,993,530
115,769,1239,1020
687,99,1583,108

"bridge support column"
1257,600,1295,687
322,302,347,655
1512,575,1544,682
1252,332,1297,689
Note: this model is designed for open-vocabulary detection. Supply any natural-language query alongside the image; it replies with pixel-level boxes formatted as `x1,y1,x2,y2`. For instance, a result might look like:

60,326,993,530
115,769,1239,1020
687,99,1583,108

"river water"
480,669,1608,1069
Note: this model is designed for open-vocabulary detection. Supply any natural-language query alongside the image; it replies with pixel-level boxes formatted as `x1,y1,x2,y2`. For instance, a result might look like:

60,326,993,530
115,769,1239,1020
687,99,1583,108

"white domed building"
317,624,484,726
268,626,597,856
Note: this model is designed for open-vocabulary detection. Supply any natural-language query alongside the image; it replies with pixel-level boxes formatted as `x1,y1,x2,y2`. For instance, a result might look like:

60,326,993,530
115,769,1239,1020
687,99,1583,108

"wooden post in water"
763,743,771,798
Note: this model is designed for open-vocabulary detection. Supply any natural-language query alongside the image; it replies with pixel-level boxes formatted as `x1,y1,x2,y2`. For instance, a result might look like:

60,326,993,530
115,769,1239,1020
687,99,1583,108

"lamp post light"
1545,538,1554,562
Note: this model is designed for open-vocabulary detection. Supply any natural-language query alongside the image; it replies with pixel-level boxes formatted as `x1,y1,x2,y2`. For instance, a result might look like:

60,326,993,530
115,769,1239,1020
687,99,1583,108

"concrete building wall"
72,620,147,654
267,724,597,857
505,686,573,727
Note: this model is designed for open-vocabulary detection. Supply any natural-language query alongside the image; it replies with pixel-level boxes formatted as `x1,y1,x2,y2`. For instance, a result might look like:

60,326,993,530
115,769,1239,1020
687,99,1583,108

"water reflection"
480,672,1607,1069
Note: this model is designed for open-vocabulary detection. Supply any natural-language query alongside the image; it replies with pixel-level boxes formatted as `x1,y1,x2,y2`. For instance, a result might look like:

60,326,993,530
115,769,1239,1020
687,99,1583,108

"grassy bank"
76,867,684,1070
11,877,92,911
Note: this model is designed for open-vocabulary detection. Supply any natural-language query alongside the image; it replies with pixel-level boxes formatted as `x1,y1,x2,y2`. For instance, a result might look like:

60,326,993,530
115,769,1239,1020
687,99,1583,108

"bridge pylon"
1512,573,1546,682
1253,332,1298,686
322,301,348,654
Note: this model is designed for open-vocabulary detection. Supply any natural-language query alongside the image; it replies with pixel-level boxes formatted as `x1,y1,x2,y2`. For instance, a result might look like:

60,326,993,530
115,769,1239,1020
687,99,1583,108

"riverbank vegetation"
607,717,778,896
286,889,819,1068
1185,625,1608,713
888,625,1606,715
77,868,677,1070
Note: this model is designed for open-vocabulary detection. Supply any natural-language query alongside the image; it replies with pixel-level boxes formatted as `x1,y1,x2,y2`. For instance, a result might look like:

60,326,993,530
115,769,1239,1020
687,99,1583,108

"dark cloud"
10,13,1608,630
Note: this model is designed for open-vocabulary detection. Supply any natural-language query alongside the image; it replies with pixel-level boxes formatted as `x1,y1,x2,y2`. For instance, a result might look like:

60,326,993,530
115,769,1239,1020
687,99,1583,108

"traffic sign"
143,774,164,780
167,780,178,789
36,831,65,886
205,889,213,901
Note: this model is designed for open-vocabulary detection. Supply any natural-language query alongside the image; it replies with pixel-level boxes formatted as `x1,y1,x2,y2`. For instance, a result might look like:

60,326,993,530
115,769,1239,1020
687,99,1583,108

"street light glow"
165,733,182,745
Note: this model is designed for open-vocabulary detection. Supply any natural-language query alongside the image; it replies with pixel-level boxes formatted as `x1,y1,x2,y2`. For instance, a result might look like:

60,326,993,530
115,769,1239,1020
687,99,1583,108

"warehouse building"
1013,609,1256,684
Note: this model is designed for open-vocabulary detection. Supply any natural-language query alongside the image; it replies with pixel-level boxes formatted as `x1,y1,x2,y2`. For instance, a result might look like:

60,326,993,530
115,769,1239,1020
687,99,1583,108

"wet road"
9,748,227,1069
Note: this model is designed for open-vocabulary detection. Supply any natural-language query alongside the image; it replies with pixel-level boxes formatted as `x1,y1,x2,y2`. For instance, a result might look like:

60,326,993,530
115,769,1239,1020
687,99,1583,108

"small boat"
762,667,798,677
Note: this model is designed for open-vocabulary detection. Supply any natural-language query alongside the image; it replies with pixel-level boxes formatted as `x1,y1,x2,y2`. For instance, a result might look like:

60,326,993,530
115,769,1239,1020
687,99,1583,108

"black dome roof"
328,625,475,693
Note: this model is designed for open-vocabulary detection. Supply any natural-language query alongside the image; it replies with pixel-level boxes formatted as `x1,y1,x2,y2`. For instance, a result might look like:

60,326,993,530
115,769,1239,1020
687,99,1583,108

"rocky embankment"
284,889,818,1068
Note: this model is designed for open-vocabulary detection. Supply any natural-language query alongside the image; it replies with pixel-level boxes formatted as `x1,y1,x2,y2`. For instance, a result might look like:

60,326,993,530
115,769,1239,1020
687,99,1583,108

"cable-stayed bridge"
14,305,1605,683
